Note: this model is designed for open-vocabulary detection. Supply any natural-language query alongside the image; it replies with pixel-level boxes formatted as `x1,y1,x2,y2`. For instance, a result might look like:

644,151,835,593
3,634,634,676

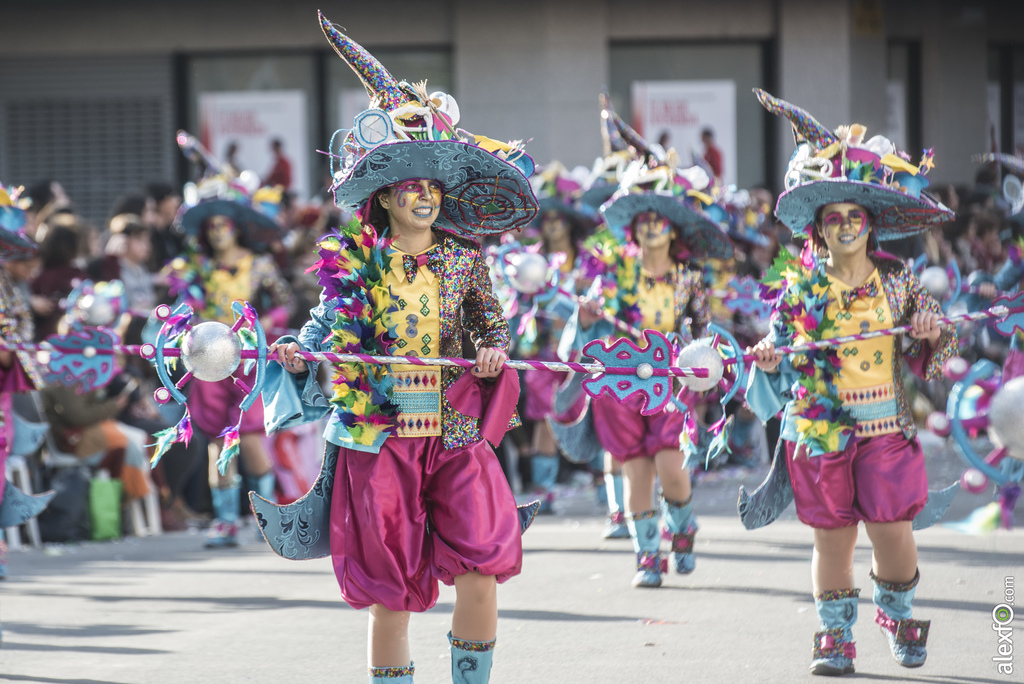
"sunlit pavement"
0,453,1020,683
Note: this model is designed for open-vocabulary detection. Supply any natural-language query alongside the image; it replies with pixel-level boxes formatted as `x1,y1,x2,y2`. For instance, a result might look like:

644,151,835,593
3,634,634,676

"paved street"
0,457,1021,683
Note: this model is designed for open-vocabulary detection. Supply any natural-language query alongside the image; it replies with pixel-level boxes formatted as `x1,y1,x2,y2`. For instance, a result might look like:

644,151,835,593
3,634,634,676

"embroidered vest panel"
638,278,677,333
205,254,252,324
827,270,899,438
387,249,442,438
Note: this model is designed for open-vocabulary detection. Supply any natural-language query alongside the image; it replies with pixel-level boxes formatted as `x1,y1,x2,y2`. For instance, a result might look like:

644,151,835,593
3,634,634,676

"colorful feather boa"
307,216,400,448
760,244,856,456
581,230,643,330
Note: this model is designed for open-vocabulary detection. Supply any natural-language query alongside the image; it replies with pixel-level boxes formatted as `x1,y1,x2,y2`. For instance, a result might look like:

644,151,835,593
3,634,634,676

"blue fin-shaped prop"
912,481,959,530
0,481,55,528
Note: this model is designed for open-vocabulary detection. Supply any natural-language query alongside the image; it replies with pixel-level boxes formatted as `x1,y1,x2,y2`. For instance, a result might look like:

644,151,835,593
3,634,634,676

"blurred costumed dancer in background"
166,175,292,547
514,163,598,513
567,152,734,589
260,15,538,684
744,90,956,676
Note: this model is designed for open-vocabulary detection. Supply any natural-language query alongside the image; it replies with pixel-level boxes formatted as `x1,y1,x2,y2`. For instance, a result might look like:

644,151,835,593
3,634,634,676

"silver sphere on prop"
180,321,242,382
506,252,549,295
79,293,118,327
919,266,950,301
989,376,1024,461
675,342,724,392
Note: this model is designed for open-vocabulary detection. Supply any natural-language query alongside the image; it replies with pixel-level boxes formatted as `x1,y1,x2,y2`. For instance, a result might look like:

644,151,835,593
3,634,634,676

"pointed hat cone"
754,88,837,150
319,11,409,112
599,91,628,157
602,94,661,165
974,152,1024,176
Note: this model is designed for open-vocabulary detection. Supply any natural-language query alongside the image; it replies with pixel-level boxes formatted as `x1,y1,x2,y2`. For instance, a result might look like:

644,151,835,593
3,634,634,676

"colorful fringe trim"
760,246,856,456
308,216,400,448
215,417,242,475
148,405,193,467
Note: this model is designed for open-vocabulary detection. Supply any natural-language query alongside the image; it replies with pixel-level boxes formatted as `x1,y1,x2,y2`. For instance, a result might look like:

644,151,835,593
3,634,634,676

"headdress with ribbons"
757,88,953,240
531,162,599,231
321,12,538,238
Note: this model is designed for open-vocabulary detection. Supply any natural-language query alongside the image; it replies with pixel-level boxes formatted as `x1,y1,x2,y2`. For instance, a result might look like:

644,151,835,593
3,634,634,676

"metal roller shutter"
0,55,174,226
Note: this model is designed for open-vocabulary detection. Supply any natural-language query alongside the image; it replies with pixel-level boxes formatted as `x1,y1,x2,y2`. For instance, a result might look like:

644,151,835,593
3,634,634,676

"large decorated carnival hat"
581,92,656,210
178,172,281,251
531,162,599,230
757,89,952,241
0,185,38,260
601,155,734,260
974,153,1024,224
321,12,538,238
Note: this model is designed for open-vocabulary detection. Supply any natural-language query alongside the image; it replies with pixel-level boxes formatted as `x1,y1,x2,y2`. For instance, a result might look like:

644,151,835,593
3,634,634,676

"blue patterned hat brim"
775,180,953,242
581,184,617,210
537,197,598,229
0,227,37,260
180,200,281,249
602,192,733,260
334,140,539,238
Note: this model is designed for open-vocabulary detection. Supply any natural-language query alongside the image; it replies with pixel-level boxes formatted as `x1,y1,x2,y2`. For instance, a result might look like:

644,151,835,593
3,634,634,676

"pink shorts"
190,370,265,437
591,393,686,463
784,432,928,529
1004,348,1024,383
523,368,567,422
330,436,522,613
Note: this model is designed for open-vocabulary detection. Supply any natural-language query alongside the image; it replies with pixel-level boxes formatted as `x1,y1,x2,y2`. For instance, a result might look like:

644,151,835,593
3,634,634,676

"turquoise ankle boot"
205,483,240,548
871,569,929,668
660,495,697,574
531,455,559,514
369,662,414,683
250,472,276,502
627,510,663,588
602,474,629,539
810,589,859,676
449,632,494,684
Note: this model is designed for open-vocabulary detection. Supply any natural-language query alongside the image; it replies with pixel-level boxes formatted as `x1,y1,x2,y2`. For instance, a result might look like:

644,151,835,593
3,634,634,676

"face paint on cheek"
856,218,870,239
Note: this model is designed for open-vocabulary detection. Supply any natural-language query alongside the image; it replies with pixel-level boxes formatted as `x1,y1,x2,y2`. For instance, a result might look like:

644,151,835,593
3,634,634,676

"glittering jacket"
271,230,519,451
0,268,43,388
747,256,957,448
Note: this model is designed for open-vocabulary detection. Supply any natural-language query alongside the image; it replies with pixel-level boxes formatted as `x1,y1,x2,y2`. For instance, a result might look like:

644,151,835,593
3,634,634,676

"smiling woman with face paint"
259,17,540,684
744,91,957,677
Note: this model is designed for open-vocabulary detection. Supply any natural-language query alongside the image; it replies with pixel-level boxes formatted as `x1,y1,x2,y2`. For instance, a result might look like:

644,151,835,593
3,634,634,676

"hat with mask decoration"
0,185,38,260
600,155,734,260
757,89,953,240
320,12,538,239
974,153,1024,224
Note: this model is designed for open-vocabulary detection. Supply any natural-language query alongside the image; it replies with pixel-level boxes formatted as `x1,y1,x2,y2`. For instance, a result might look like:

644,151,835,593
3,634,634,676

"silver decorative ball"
180,321,242,382
636,362,654,380
989,377,1024,461
79,293,118,327
506,252,549,295
675,342,724,392
919,266,950,301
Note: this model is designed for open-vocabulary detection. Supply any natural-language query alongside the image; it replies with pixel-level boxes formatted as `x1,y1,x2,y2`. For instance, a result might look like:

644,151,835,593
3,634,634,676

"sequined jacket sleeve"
880,260,957,381
461,247,512,352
